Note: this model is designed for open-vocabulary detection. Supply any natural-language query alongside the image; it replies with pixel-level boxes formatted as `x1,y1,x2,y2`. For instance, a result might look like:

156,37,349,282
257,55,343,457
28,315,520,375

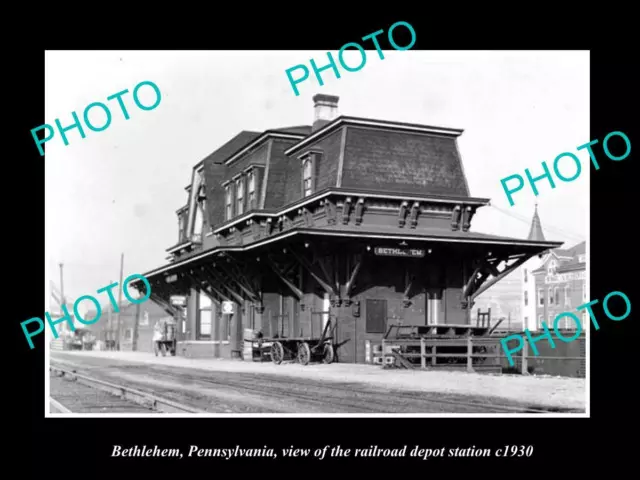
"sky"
44,50,589,306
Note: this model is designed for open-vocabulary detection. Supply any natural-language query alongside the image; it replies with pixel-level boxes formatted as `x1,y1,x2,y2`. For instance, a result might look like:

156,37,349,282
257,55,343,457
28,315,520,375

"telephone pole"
132,301,141,351
59,263,66,335
114,253,124,350
107,280,113,349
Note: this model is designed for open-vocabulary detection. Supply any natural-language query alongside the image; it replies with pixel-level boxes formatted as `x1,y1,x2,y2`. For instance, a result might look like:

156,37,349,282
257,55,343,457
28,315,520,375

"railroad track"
50,363,205,414
50,358,574,414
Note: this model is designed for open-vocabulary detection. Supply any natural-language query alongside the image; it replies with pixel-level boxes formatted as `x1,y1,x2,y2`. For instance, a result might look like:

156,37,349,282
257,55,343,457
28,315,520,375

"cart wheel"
297,342,311,366
322,343,334,364
170,349,176,356
160,343,167,357
154,342,159,356
271,341,284,365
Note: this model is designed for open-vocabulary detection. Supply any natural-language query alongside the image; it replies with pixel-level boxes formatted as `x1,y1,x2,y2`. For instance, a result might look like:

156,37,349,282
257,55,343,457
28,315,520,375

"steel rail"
50,363,205,414
50,397,72,413
50,358,580,414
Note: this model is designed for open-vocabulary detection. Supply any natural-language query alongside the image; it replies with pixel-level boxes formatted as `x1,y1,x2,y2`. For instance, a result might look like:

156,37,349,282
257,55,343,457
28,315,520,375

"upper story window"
192,183,206,242
554,287,560,305
178,211,186,242
236,177,244,216
548,260,557,275
582,282,587,301
524,268,528,283
564,285,571,307
303,157,313,196
524,290,528,306
300,152,321,197
248,170,256,209
225,184,233,220
538,288,544,306
548,287,554,305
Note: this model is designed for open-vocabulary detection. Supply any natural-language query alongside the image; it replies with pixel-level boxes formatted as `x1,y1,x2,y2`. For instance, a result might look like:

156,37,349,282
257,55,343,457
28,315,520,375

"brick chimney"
312,94,339,132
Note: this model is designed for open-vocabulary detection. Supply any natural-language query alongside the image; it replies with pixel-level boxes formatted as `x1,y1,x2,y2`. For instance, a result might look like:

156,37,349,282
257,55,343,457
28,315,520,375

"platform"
49,350,586,412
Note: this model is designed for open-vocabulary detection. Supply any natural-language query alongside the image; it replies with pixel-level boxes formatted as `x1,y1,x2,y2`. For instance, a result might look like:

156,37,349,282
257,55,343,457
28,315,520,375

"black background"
12,8,635,475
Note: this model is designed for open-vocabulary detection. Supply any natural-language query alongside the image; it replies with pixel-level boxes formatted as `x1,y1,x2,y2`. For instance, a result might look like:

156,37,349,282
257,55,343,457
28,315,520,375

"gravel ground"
50,350,586,412
49,371,156,414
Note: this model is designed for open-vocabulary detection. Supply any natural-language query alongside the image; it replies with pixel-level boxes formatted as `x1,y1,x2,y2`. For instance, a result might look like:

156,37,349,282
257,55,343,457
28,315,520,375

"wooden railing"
374,335,585,375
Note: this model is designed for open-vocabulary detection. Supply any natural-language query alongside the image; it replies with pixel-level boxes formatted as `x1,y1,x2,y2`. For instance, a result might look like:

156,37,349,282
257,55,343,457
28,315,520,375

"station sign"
373,247,425,258
165,274,178,283
545,271,586,284
170,295,186,306
221,301,235,315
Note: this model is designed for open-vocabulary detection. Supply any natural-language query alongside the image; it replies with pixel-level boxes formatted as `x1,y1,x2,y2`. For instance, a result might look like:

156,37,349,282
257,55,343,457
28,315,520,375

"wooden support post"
213,310,221,358
381,338,386,367
432,345,437,366
471,255,530,301
420,337,426,369
522,338,529,375
466,335,474,373
266,257,303,300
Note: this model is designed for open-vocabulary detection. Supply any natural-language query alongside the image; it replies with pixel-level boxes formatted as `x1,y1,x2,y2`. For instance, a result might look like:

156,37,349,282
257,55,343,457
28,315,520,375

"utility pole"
59,263,66,336
107,281,113,349
114,253,124,350
132,301,141,351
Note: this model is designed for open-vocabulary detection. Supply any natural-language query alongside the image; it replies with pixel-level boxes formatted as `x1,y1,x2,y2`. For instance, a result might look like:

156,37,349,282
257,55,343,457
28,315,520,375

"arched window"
524,290,528,306
523,268,528,283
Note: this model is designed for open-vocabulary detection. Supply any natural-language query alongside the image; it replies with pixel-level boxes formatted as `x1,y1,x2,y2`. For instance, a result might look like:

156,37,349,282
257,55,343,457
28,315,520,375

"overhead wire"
488,204,585,243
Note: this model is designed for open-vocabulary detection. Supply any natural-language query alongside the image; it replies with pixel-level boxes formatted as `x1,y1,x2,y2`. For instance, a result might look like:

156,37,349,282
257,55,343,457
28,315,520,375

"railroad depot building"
131,94,562,363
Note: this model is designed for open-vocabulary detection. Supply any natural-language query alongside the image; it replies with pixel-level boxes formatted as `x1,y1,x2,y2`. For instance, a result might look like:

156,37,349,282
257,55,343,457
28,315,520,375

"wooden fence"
371,334,586,377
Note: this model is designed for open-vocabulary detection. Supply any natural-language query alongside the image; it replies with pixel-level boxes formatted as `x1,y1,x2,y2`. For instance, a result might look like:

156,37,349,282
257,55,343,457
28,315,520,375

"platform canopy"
129,224,562,314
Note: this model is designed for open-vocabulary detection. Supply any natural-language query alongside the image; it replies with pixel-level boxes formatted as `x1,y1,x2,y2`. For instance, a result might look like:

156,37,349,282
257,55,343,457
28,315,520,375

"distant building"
84,300,173,352
520,205,586,331
532,241,586,330
521,205,548,331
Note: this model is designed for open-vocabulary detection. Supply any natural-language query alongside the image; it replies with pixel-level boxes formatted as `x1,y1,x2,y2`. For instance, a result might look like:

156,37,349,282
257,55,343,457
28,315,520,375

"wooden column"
213,309,221,358
187,288,198,341
229,302,243,358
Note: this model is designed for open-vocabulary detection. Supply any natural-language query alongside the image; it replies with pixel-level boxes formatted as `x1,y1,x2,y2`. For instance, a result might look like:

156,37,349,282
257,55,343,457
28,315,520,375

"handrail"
379,335,585,375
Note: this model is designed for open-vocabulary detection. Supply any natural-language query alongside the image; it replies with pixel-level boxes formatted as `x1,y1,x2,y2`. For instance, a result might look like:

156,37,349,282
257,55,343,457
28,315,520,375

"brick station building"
130,94,562,363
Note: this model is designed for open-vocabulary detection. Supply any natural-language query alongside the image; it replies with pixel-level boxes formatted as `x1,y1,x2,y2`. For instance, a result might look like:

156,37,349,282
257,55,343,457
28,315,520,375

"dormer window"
236,177,244,216
178,210,186,242
302,154,315,197
248,170,256,209
193,187,205,243
225,184,233,220
548,260,557,275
